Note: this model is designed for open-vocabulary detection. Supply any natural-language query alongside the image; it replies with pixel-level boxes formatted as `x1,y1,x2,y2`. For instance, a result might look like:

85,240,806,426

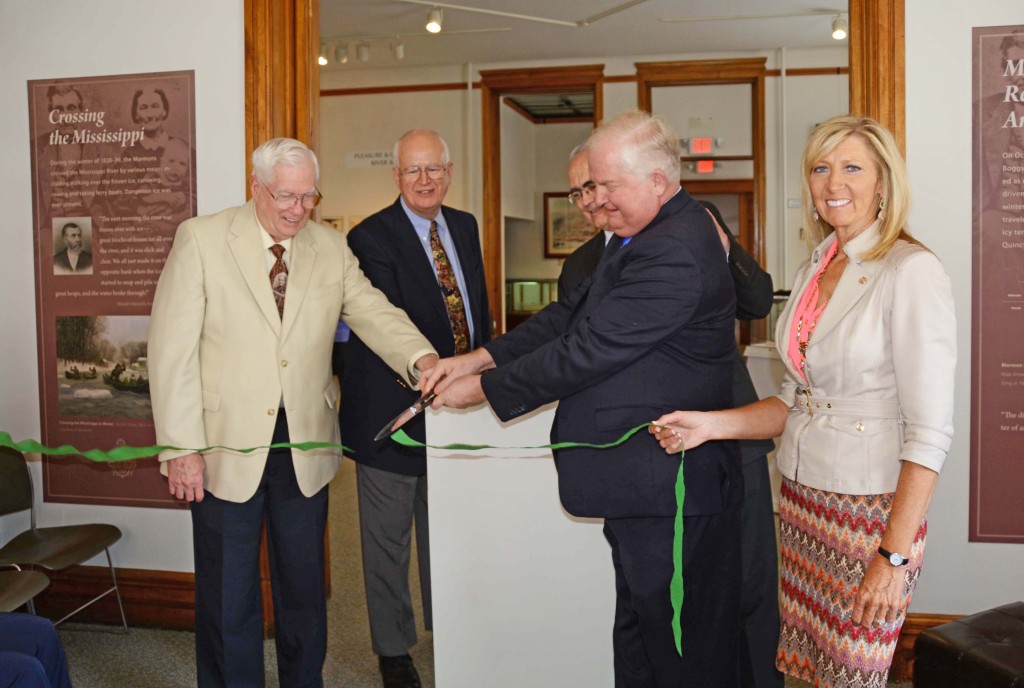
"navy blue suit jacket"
482,188,740,519
341,198,490,476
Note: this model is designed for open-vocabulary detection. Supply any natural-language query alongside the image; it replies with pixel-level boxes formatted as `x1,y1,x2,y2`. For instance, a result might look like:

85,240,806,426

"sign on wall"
971,26,1024,542
28,71,196,508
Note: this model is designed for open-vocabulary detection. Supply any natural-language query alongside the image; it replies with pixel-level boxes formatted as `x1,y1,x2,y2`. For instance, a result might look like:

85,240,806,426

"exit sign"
689,137,713,155
696,160,715,174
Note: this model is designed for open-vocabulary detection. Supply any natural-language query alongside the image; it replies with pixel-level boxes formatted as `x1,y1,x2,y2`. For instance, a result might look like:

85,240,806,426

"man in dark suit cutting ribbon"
421,111,744,687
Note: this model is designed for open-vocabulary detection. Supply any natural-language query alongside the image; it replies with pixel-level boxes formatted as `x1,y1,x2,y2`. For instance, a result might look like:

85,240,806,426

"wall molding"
31,566,196,630
26,565,957,683
319,67,847,99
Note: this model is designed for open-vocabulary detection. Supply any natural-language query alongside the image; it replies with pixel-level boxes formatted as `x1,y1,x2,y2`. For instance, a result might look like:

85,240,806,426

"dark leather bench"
914,601,1024,687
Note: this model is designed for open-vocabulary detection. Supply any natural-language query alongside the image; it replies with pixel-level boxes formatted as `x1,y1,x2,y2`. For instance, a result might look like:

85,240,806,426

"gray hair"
587,110,681,182
568,142,588,163
251,138,319,185
393,129,451,166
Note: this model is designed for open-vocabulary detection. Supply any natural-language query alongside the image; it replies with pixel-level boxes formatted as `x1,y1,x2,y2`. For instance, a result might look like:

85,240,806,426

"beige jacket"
774,222,956,494
149,202,434,503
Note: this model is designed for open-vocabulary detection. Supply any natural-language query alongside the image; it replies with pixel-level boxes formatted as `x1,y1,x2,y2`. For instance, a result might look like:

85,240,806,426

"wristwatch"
878,546,909,567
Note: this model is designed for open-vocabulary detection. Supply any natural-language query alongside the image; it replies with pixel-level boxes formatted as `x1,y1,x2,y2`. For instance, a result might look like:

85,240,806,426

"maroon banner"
28,71,196,508
971,27,1024,542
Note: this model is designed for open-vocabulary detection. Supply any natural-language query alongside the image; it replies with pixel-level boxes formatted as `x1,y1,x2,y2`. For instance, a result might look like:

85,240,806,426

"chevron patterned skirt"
775,477,926,688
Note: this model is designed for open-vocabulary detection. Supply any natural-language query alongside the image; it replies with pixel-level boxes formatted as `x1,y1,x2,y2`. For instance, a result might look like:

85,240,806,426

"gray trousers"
356,462,432,657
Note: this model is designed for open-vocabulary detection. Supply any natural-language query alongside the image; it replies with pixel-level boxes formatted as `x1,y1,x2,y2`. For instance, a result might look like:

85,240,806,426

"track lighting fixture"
318,44,328,66
426,7,443,33
357,43,371,62
831,15,848,41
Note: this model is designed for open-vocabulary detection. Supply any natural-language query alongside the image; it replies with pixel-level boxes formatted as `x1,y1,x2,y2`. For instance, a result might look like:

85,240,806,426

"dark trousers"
0,613,71,688
356,463,432,657
191,411,329,688
604,506,742,688
738,457,783,688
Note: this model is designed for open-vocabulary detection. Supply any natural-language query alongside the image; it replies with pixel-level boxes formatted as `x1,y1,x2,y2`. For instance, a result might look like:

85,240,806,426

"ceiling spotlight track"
661,9,844,24
579,0,652,28
395,0,651,28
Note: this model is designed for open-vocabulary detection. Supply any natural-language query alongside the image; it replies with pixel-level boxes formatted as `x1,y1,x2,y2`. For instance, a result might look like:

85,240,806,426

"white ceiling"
320,0,849,71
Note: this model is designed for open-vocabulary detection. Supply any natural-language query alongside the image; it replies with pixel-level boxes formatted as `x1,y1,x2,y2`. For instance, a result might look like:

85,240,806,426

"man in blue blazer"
341,129,490,688
422,111,743,687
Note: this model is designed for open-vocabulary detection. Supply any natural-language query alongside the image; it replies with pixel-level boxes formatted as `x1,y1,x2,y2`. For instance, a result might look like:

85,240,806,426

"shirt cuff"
407,348,438,386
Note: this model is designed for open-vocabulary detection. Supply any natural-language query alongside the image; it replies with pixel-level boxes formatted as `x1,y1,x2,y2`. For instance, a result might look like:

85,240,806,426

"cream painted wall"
500,101,536,221
505,121,593,281
319,88,473,230
905,0,1024,614
320,47,849,293
0,0,245,572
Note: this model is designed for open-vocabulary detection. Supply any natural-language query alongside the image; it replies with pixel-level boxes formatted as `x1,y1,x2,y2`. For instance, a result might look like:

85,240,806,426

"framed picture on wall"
544,192,596,258
321,216,345,232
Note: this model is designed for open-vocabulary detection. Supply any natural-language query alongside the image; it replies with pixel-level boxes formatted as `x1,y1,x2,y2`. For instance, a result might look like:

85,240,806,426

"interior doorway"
479,65,604,335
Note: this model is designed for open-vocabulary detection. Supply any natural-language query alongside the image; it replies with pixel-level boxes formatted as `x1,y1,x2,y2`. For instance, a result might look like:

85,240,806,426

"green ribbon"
1,422,685,655
391,423,686,656
0,431,352,463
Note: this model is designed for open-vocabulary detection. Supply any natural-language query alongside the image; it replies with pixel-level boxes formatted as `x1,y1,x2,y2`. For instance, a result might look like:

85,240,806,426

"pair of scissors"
373,392,437,441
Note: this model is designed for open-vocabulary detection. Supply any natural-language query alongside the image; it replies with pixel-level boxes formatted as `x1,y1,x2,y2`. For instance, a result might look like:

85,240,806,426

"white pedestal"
426,404,615,688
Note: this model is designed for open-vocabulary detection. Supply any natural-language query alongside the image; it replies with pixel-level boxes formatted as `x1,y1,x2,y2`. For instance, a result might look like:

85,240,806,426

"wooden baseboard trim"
24,567,964,680
29,566,195,631
889,612,963,682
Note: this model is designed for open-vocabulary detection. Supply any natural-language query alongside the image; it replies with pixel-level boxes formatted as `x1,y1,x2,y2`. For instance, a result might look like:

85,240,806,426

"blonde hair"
801,115,921,260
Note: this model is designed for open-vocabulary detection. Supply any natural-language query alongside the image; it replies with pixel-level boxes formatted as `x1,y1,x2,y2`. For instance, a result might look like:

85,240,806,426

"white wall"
905,0,1024,614
500,101,536,220
320,87,474,230
320,48,849,293
504,121,594,281
0,1,245,572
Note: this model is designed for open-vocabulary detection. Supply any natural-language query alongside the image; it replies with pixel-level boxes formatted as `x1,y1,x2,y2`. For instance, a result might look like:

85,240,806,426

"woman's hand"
852,557,905,627
648,410,716,453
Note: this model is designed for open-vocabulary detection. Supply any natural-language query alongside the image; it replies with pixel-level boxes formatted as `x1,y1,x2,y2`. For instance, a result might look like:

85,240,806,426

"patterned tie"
429,221,471,354
269,244,288,318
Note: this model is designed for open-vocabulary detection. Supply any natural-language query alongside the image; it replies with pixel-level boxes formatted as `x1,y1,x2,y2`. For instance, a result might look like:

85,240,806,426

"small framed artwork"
544,192,596,258
321,216,345,232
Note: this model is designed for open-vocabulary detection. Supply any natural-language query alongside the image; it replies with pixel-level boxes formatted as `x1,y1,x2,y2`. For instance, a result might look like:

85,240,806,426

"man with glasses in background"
341,129,489,688
149,137,437,688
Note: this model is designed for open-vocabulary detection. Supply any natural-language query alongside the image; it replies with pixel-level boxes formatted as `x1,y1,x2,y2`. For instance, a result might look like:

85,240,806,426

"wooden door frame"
635,58,768,267
244,0,321,638
479,65,605,335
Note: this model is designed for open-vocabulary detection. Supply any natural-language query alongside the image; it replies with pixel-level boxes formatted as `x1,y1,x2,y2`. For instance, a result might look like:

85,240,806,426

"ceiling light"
831,15,848,41
334,44,348,64
426,7,443,33
357,43,371,62
391,40,405,61
318,44,328,66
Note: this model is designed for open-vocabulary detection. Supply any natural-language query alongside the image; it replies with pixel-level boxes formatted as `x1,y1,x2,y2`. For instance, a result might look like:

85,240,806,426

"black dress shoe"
378,654,422,688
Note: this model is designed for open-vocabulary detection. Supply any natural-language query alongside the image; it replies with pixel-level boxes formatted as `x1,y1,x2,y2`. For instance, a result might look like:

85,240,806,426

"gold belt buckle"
803,388,814,417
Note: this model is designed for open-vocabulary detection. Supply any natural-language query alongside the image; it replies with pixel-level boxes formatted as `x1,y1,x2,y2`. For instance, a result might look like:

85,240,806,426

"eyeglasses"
568,181,596,204
398,164,448,180
260,180,322,208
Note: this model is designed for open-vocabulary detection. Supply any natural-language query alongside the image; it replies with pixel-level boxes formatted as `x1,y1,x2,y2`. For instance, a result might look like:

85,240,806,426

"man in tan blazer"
149,138,436,688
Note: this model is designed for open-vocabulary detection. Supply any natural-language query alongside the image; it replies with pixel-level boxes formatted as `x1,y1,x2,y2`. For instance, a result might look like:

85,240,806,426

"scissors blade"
373,392,436,442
